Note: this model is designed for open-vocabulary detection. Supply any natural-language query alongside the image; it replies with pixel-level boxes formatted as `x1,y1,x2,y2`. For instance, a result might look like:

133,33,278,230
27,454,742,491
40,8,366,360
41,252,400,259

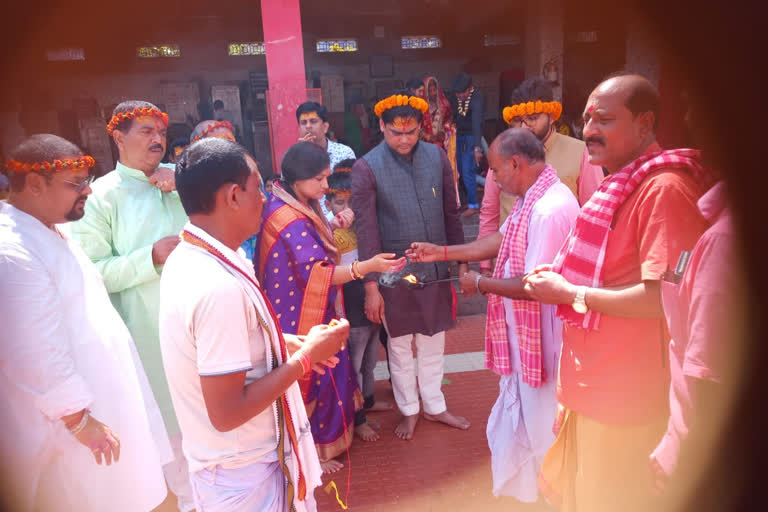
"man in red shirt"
523,74,710,511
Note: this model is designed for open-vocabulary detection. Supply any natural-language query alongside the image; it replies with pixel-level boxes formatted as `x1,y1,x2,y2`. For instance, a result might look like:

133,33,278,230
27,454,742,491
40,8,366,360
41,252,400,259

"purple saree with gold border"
256,184,363,461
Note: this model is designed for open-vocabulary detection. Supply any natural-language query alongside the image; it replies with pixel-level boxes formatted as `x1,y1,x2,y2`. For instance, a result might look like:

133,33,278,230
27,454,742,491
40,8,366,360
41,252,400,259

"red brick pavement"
313,314,541,512
315,370,514,512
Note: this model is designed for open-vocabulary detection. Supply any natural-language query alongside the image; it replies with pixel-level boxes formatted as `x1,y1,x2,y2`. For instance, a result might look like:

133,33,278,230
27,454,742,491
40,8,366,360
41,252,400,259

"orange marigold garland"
5,155,96,173
106,106,169,135
191,121,236,142
374,95,429,118
326,188,351,199
502,100,563,125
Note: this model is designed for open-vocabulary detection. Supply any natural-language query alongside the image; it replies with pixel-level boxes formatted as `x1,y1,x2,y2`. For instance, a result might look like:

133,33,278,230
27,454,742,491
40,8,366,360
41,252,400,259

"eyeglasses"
511,113,543,127
60,174,95,193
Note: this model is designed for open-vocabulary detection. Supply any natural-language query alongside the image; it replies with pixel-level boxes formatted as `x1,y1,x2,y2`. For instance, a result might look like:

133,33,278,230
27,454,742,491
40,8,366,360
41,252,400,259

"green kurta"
69,162,188,435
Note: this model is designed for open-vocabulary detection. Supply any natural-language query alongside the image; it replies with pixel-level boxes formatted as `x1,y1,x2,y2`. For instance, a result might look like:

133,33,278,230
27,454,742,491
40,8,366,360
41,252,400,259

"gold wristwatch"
572,286,589,314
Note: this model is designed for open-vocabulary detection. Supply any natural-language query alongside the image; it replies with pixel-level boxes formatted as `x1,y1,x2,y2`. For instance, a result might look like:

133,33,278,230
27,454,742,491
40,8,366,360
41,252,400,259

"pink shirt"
651,181,731,475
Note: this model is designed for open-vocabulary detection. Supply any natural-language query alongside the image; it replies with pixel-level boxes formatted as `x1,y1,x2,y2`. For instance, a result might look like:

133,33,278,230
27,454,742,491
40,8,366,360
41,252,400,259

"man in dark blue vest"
351,91,471,440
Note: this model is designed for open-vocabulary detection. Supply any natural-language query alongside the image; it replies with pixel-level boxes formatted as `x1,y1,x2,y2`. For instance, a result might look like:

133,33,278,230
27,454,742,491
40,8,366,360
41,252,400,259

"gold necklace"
457,87,474,117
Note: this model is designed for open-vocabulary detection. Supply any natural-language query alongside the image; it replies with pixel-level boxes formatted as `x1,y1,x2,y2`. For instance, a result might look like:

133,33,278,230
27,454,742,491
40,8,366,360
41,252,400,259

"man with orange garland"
351,91,470,440
477,77,604,275
189,120,236,144
0,134,171,511
69,101,194,511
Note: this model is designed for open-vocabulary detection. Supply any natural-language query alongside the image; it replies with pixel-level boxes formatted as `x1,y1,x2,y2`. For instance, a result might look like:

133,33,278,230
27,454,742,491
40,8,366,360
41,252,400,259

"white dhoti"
190,459,287,512
487,372,558,501
484,182,579,502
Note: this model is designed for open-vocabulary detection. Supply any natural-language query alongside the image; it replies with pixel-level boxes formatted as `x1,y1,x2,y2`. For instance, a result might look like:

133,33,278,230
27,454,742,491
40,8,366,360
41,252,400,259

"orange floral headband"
374,95,429,118
327,188,351,199
5,155,96,173
107,106,169,135
191,121,235,142
502,100,563,125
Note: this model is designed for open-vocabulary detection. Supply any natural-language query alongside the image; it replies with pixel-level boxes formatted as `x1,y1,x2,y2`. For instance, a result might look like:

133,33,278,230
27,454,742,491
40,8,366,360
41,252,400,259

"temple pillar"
261,0,307,172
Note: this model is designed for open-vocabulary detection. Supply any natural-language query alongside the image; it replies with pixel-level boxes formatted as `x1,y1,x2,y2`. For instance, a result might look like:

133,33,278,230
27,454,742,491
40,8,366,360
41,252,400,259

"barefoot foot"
394,414,419,440
423,410,471,430
320,459,344,474
355,422,380,442
367,400,394,412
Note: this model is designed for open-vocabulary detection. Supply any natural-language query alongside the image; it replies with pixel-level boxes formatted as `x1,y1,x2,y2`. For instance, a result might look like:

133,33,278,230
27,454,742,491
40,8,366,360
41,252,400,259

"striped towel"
551,148,707,330
485,166,558,386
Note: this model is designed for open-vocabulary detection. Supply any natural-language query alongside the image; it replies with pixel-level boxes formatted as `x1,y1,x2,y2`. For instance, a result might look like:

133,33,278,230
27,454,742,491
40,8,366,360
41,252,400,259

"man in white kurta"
407,127,579,502
0,134,171,512
161,224,322,511
486,180,578,501
159,138,346,511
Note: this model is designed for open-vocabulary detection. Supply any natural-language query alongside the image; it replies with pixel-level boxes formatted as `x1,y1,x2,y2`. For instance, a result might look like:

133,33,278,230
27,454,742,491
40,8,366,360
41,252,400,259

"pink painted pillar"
261,0,307,173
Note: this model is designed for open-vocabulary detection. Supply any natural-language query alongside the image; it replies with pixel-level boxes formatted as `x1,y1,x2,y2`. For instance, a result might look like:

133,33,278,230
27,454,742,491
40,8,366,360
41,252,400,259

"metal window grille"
401,36,441,49
228,42,266,56
316,39,358,53
46,47,85,61
137,45,181,58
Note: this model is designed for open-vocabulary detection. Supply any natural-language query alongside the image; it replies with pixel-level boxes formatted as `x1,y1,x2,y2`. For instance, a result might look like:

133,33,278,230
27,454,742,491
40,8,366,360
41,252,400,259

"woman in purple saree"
256,142,404,473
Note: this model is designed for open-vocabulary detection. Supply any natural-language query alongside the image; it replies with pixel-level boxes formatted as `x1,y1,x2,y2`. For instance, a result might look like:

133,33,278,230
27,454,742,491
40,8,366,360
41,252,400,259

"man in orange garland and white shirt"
0,134,171,512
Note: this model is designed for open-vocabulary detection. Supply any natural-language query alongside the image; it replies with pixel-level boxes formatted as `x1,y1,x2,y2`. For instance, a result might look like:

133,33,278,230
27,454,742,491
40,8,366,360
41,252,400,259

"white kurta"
486,182,579,502
159,223,321,512
0,203,172,512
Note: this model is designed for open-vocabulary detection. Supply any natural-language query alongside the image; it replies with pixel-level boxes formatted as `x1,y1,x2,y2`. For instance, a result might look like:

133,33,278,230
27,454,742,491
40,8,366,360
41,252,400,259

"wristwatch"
572,286,589,314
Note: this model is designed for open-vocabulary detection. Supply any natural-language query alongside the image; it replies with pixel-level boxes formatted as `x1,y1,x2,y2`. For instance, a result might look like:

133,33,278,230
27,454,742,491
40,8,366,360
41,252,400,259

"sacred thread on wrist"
294,351,311,374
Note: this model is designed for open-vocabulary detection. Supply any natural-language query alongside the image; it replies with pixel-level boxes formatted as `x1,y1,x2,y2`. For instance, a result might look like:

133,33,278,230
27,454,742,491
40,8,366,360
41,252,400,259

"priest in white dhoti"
159,138,349,511
407,128,579,503
0,134,172,512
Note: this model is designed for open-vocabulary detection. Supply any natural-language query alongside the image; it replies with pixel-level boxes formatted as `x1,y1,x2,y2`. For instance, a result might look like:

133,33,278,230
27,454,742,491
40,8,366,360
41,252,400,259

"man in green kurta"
69,100,194,511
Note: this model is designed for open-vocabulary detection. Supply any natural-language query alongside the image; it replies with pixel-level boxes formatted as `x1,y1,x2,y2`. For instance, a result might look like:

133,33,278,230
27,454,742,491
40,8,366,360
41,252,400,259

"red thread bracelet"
300,352,311,374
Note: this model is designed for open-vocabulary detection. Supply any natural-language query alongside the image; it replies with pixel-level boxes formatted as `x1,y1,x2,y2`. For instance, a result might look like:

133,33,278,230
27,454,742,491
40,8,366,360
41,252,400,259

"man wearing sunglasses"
0,134,171,511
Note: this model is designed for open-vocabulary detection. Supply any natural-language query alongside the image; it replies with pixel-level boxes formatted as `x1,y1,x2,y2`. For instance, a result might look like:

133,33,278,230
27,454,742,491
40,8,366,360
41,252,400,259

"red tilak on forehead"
588,104,595,112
